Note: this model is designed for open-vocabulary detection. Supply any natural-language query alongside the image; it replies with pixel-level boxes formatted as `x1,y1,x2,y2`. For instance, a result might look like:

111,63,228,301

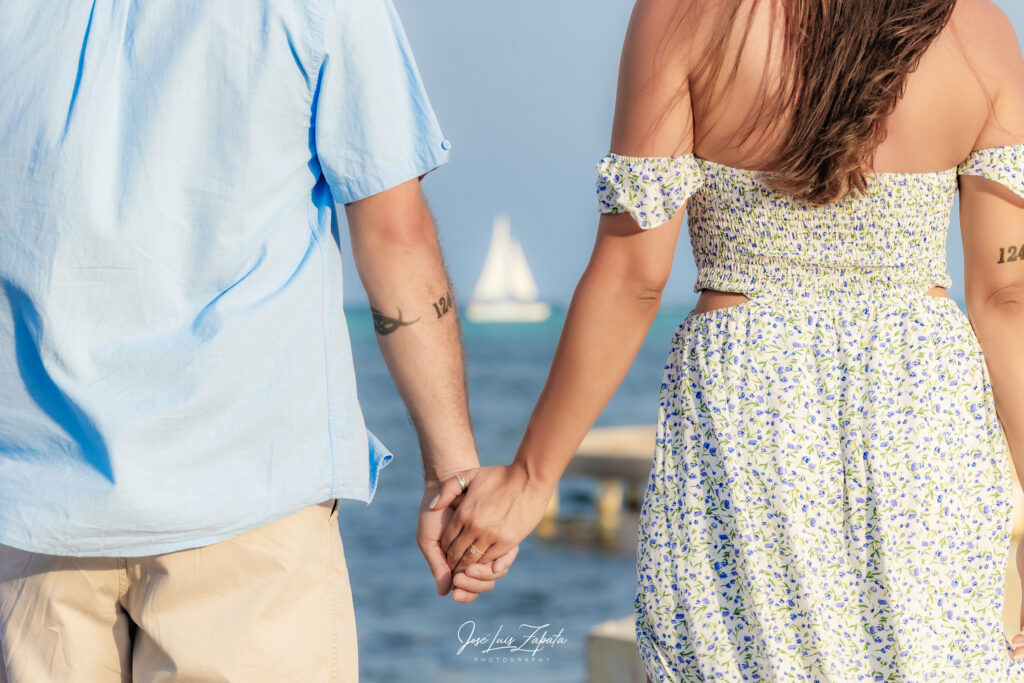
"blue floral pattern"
596,153,705,228
958,145,1024,200
598,145,1024,681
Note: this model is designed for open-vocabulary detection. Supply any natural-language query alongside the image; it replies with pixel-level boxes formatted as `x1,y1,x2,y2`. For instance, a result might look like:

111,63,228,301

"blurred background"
336,2,1024,681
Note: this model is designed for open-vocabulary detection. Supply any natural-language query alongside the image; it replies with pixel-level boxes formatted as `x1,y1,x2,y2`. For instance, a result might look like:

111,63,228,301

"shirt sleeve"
313,0,451,205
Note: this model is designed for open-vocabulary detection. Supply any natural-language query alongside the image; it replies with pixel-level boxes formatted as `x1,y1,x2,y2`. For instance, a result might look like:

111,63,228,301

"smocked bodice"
596,146,1024,298
687,162,958,297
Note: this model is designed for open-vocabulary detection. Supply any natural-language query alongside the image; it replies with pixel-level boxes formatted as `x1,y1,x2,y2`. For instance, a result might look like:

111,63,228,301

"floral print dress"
596,146,1024,681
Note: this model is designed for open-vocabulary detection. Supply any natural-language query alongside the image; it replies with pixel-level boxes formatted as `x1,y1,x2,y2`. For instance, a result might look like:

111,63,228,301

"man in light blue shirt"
0,1,512,679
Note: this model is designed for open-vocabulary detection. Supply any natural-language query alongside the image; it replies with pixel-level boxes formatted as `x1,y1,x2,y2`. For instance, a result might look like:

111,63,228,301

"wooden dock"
539,425,656,540
559,424,1024,542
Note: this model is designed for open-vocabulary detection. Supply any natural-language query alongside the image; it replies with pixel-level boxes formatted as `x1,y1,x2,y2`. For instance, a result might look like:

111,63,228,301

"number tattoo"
432,290,454,319
371,307,421,336
997,244,1023,264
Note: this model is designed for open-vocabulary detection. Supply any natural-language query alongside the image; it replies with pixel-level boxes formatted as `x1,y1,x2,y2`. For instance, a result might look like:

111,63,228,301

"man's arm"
345,177,514,602
345,177,477,484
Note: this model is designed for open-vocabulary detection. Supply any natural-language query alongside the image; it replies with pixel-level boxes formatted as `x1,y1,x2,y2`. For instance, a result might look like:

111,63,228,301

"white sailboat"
465,214,551,323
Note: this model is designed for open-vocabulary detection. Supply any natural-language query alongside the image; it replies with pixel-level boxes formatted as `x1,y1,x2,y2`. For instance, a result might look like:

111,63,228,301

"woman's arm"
955,0,1024,653
962,179,1024,485
959,3,1024,487
962,171,1024,657
512,212,684,489
434,0,696,572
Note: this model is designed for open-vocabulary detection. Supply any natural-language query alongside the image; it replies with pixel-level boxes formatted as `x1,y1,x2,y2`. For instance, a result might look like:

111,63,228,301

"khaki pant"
0,499,357,682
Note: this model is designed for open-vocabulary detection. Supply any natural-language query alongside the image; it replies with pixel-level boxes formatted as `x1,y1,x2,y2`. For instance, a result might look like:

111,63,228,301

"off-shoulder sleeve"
956,144,1024,200
596,153,705,229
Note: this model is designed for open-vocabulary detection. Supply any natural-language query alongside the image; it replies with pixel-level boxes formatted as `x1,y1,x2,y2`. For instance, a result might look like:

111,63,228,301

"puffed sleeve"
313,0,451,205
956,144,1024,201
596,153,705,229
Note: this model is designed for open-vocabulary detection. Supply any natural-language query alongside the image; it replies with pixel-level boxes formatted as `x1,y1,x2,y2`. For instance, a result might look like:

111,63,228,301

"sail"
466,213,550,322
471,214,513,302
507,239,540,301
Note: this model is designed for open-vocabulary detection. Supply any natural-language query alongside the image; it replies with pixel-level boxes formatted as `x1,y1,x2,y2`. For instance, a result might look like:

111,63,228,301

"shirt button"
441,139,451,151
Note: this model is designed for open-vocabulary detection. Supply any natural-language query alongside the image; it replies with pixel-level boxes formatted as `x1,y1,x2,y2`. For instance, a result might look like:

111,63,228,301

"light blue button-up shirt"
0,0,449,556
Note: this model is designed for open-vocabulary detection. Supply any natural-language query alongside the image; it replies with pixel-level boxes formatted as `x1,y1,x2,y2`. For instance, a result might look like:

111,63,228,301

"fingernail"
429,494,440,509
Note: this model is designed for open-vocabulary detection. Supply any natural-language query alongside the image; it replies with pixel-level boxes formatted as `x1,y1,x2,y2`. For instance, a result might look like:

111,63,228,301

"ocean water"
338,296,972,683
337,304,697,683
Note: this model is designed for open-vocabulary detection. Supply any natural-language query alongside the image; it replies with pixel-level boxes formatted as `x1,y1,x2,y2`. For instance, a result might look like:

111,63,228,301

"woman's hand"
451,545,520,603
431,463,554,574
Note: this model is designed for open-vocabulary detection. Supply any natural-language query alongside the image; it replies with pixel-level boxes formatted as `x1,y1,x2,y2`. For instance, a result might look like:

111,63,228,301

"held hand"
417,482,458,596
451,545,520,603
432,463,553,574
417,482,520,602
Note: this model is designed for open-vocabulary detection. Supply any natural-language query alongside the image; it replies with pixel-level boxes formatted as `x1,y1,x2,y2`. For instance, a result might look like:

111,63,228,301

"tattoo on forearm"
432,290,454,319
372,307,420,336
997,244,1023,264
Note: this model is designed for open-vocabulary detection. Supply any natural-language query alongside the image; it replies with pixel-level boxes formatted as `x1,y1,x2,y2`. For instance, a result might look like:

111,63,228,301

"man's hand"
417,481,519,602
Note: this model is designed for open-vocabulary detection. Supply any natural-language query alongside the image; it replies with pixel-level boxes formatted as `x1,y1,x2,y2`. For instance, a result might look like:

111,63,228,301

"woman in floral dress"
434,0,1024,679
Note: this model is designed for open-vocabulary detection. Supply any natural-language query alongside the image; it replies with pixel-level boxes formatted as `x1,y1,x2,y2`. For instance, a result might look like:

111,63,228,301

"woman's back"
603,0,1024,318
617,0,1024,178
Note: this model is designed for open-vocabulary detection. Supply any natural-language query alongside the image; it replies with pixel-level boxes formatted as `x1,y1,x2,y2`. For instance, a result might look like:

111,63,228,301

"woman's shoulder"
950,0,1024,148
624,0,722,58
950,0,1023,89
622,0,693,51
952,0,1017,35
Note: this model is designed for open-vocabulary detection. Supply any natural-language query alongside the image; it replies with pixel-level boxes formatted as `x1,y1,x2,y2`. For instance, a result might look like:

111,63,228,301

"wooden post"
537,487,559,539
596,479,624,536
625,482,642,510
586,617,648,683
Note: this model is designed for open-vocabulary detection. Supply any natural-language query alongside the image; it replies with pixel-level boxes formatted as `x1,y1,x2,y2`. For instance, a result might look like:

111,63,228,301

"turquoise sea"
338,296,971,683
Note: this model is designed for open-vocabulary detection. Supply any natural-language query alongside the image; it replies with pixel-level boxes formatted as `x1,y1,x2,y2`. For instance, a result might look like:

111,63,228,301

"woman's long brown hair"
684,0,958,205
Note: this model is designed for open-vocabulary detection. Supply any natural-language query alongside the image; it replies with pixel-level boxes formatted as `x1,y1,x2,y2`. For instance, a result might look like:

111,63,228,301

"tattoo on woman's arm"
432,290,454,319
372,307,420,336
997,243,1023,264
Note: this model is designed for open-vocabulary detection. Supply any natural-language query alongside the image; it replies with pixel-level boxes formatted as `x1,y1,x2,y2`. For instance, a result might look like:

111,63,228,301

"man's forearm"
346,181,478,483
370,268,477,483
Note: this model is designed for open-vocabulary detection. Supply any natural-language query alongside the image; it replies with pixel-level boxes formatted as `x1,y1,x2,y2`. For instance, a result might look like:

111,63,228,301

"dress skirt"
634,289,1022,681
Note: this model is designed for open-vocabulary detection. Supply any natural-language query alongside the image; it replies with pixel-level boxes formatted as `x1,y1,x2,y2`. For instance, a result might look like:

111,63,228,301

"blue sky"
338,0,1024,307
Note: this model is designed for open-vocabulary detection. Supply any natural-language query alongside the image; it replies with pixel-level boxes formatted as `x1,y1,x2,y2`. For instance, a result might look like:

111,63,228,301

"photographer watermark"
456,620,569,663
